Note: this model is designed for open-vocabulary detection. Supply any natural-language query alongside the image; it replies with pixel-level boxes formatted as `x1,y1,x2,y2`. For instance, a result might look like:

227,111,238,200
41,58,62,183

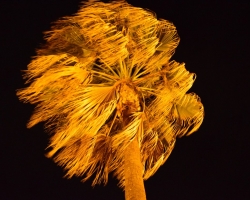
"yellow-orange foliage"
17,0,204,187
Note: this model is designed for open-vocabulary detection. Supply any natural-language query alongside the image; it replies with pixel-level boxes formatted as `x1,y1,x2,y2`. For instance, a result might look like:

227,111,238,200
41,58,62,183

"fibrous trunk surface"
124,135,146,200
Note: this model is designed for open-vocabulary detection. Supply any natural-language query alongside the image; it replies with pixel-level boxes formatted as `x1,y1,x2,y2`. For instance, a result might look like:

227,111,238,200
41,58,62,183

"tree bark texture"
119,83,146,200
124,136,147,200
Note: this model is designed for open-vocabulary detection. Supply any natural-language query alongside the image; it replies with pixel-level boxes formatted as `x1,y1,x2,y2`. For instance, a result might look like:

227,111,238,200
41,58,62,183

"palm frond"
171,93,204,137
22,54,79,82
156,20,180,53
47,98,117,157
166,61,196,97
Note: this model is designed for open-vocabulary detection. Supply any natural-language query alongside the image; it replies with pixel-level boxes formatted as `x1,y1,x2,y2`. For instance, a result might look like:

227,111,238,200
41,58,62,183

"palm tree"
17,1,204,199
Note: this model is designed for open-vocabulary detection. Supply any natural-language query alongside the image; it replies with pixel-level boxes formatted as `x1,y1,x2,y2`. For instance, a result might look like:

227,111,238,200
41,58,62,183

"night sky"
1,0,250,199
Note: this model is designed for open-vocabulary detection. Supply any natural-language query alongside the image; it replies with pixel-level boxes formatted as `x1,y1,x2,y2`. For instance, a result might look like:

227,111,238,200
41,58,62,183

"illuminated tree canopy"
17,0,204,196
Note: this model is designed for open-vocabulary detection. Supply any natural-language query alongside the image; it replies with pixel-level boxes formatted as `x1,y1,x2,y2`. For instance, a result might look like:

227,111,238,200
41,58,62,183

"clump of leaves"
17,0,204,188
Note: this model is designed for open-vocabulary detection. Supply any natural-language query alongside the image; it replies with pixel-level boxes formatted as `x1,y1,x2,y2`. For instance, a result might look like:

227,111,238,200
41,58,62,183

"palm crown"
17,0,204,188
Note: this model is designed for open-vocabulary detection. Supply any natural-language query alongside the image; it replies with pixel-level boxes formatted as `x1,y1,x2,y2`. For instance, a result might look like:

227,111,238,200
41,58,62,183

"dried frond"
17,0,204,188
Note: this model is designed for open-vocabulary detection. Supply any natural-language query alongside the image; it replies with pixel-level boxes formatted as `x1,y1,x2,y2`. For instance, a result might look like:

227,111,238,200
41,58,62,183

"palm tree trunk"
120,83,146,200
124,135,147,200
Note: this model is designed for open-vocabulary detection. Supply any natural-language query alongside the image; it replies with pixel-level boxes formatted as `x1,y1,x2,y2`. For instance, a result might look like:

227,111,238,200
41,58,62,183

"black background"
1,0,250,199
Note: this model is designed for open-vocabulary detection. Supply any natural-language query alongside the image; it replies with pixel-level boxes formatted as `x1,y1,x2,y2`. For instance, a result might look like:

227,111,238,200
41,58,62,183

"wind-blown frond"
17,0,204,188
156,20,180,54
171,93,204,137
23,54,80,82
47,86,117,154
47,100,117,176
166,61,196,97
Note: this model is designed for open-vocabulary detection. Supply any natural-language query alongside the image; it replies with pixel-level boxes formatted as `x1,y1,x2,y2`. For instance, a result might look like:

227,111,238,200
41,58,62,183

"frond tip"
17,0,204,188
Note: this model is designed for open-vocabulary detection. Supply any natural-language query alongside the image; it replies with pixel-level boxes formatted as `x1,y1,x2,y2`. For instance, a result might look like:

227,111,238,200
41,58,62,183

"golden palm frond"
17,0,204,189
